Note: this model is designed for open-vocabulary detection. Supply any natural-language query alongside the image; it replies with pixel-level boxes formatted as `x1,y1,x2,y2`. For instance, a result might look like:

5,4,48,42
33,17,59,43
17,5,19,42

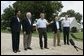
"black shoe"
45,47,49,49
64,43,66,45
13,50,17,53
57,44,61,46
17,50,21,52
41,47,43,49
27,47,32,50
67,43,69,45
24,48,27,51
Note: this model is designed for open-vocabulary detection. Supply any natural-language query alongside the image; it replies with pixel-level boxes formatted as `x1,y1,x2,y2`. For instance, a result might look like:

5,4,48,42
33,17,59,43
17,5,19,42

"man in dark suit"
22,12,33,50
10,10,21,53
52,16,62,46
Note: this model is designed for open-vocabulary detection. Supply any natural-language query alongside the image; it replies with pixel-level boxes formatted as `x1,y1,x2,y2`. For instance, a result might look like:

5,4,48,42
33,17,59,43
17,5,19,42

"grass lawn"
32,31,83,41
72,32,83,40
1,30,83,41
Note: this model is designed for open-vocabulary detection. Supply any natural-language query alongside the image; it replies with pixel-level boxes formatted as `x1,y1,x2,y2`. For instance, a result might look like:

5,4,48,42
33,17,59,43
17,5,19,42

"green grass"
72,32,83,41
32,31,64,40
1,30,10,33
32,31,83,41
1,30,83,41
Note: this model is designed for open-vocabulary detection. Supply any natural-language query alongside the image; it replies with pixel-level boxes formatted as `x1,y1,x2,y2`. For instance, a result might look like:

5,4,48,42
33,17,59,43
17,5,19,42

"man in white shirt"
36,13,50,49
62,15,70,45
36,18,48,28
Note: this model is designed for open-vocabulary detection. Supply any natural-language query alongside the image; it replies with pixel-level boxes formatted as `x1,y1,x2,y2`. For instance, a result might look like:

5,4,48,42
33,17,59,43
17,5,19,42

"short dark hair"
15,10,20,15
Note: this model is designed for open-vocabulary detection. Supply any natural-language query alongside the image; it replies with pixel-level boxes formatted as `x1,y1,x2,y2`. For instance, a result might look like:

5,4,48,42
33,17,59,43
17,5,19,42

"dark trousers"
12,31,20,51
38,28,47,48
63,27,70,44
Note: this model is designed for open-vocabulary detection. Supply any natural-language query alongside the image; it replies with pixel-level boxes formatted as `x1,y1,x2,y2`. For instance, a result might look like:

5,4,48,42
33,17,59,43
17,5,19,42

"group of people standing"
10,10,70,53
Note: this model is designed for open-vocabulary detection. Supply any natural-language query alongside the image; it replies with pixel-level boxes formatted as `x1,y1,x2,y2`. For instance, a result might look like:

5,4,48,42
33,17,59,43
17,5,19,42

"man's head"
40,13,45,19
15,10,21,17
55,16,59,21
65,15,68,19
26,12,32,19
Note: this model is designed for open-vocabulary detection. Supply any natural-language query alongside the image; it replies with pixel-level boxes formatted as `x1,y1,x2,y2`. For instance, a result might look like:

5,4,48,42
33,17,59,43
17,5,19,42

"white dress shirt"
17,17,20,22
62,18,70,27
56,21,60,29
36,18,48,28
28,18,31,25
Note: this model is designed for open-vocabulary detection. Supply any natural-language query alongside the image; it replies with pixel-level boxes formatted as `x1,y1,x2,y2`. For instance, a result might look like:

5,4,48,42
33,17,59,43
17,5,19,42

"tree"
1,5,14,31
59,12,67,17
75,12,82,23
67,10,75,17
12,1,63,21
1,1,63,31
60,9,82,23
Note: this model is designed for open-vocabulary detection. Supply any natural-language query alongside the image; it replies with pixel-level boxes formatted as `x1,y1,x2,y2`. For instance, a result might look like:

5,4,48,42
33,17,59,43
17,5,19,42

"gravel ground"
1,33,83,55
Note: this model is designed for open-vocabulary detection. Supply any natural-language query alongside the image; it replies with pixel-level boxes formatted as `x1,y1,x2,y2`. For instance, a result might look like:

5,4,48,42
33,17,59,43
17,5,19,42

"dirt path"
1,33,83,55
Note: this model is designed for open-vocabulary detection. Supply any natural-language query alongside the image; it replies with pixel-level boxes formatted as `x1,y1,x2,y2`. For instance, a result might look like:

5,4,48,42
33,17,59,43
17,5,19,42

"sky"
1,1,16,14
1,1,83,18
61,1,83,16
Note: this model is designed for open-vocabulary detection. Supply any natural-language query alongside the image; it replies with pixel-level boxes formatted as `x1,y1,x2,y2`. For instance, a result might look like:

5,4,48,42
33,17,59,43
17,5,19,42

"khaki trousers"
23,32,32,49
53,30,61,46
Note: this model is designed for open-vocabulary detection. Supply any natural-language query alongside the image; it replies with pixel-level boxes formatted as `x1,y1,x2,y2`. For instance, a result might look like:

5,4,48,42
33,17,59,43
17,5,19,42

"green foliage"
1,1,63,31
1,5,14,30
60,9,82,23
71,27,78,33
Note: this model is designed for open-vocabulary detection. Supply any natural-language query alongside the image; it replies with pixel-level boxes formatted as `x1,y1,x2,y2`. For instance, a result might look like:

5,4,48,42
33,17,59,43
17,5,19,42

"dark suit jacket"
22,17,33,34
10,16,21,32
52,20,62,33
